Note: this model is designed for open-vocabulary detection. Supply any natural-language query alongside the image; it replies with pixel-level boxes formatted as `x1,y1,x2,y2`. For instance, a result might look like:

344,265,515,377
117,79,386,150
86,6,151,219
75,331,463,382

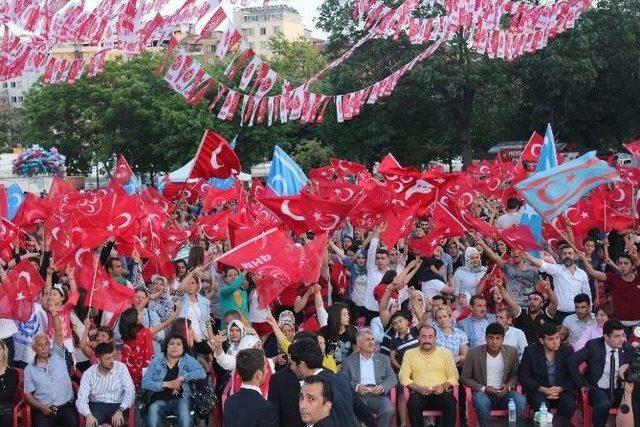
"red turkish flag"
112,155,134,186
76,255,134,312
0,185,7,219
299,233,327,284
194,210,229,241
604,182,634,216
409,232,443,257
377,153,401,175
215,228,314,305
48,177,77,200
12,194,50,232
141,186,171,213
497,225,541,251
0,218,21,252
202,181,242,212
330,158,367,178
432,202,467,236
380,204,420,249
188,130,241,180
314,182,365,205
623,139,640,161
260,194,352,235
308,166,337,181
519,131,544,163
617,166,640,187
0,261,45,322
456,208,497,238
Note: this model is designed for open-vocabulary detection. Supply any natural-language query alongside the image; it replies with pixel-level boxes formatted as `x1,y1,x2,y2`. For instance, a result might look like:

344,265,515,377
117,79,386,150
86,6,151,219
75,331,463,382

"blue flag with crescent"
6,182,24,220
516,151,621,221
519,124,558,246
267,145,307,196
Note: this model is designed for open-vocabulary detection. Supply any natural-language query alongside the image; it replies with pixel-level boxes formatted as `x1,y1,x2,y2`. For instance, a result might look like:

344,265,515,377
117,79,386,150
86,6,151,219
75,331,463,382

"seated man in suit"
341,328,398,427
223,348,278,427
300,375,335,427
399,324,459,427
289,337,375,427
568,319,634,427
518,322,577,420
461,322,526,425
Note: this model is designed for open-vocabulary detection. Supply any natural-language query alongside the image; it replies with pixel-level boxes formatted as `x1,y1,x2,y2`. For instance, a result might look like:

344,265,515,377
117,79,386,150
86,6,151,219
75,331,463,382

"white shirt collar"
240,384,262,394
359,352,374,362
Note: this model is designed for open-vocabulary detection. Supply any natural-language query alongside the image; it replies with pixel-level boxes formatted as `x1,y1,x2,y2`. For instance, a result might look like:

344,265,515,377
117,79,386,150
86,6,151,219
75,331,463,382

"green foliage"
292,139,334,171
0,108,25,151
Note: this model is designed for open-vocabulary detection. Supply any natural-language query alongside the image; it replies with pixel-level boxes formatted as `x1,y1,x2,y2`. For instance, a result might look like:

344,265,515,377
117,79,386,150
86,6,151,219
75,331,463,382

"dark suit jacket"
567,337,634,390
312,416,337,427
518,343,576,395
461,344,520,392
268,367,304,427
317,369,375,427
340,351,398,394
223,387,279,427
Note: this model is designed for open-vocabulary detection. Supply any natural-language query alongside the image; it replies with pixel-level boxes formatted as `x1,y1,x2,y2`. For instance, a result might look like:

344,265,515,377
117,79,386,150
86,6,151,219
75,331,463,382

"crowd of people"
1,184,640,427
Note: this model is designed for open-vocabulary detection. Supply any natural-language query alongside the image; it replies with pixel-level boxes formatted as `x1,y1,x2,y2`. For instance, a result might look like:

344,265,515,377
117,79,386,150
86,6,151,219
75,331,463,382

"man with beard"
525,245,591,323
502,279,559,344
476,239,538,308
578,252,640,329
398,325,458,427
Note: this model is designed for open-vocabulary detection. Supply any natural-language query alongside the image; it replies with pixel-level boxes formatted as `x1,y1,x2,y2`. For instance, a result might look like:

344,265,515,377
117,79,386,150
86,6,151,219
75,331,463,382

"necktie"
609,349,616,401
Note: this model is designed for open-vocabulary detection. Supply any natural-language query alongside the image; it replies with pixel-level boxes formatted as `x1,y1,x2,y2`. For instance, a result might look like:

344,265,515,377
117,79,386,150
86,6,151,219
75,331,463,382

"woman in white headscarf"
451,247,487,296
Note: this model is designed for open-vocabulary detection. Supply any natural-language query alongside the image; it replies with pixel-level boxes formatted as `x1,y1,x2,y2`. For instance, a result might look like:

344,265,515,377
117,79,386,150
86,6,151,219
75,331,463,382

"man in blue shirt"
459,295,497,348
24,305,78,427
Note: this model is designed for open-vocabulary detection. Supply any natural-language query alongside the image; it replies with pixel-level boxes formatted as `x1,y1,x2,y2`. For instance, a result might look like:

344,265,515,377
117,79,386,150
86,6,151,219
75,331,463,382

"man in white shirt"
525,245,591,323
340,329,397,427
76,343,135,427
495,198,522,230
562,293,596,346
495,309,527,359
460,322,526,425
364,230,390,322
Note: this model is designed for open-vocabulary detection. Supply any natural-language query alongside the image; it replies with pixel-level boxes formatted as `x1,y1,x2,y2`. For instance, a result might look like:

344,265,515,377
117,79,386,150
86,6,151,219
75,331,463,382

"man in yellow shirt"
399,324,459,427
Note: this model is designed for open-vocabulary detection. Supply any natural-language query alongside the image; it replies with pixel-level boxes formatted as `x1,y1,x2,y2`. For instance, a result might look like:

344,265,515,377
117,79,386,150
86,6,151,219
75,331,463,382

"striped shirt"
76,361,136,417
380,327,419,364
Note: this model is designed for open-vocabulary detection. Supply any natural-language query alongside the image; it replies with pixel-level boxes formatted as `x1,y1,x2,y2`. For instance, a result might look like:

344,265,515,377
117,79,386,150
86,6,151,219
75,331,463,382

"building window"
10,82,16,88
210,44,217,53
260,27,267,35
244,28,254,36
11,97,16,103
2,83,6,88
18,96,23,102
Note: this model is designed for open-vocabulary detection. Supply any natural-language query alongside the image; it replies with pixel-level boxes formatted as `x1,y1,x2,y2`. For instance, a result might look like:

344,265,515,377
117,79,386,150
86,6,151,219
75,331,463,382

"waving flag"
210,135,238,189
0,261,45,322
6,183,25,220
267,146,307,196
623,139,640,162
516,151,621,220
519,124,558,246
189,130,241,180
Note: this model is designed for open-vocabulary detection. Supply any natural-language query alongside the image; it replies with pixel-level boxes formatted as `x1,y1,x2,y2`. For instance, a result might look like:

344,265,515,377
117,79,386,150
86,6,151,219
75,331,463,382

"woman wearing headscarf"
263,310,296,371
451,247,487,296
148,275,175,322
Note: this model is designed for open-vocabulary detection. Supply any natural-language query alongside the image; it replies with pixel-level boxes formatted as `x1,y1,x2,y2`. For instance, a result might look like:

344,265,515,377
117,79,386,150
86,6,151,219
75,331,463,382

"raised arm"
475,237,505,268
328,239,346,258
149,300,181,336
577,251,606,282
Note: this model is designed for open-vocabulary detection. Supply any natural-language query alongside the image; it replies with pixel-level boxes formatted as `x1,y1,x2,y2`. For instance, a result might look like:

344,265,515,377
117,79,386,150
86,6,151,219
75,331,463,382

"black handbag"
190,378,218,417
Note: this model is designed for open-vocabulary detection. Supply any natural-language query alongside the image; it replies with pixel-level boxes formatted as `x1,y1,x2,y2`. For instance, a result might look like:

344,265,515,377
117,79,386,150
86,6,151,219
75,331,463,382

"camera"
622,326,640,383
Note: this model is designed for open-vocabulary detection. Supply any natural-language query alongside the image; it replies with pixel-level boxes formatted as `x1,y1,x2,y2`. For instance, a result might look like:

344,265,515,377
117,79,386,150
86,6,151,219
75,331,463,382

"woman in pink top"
45,265,79,356
573,305,612,351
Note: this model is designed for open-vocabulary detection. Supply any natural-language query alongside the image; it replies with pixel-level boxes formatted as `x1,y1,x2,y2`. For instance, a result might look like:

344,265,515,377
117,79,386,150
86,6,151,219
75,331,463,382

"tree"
0,108,24,151
292,139,334,171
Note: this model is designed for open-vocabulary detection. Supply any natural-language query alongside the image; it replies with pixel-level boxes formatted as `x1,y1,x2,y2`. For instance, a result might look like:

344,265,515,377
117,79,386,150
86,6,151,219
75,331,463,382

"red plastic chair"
403,386,460,427
464,385,513,427
12,368,31,427
581,389,618,427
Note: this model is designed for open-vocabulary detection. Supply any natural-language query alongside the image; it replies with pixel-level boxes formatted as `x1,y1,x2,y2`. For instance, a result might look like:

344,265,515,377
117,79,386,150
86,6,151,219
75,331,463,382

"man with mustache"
525,244,591,324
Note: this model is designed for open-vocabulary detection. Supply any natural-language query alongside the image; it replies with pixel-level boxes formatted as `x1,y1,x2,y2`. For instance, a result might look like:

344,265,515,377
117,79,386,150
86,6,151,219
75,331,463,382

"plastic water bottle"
508,397,516,423
539,401,548,425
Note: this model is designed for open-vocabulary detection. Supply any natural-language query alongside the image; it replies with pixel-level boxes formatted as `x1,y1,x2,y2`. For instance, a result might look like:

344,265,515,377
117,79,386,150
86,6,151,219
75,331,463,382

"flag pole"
87,256,99,309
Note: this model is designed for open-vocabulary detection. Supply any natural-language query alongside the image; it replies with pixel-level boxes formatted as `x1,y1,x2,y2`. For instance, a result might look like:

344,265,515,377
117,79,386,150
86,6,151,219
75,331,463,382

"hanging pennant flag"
266,146,307,196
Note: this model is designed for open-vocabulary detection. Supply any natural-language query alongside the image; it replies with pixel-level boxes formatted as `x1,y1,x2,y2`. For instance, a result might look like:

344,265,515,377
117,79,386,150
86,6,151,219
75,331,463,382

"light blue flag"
267,145,307,196
6,182,25,220
516,151,620,220
210,135,238,190
123,175,142,195
519,124,558,249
